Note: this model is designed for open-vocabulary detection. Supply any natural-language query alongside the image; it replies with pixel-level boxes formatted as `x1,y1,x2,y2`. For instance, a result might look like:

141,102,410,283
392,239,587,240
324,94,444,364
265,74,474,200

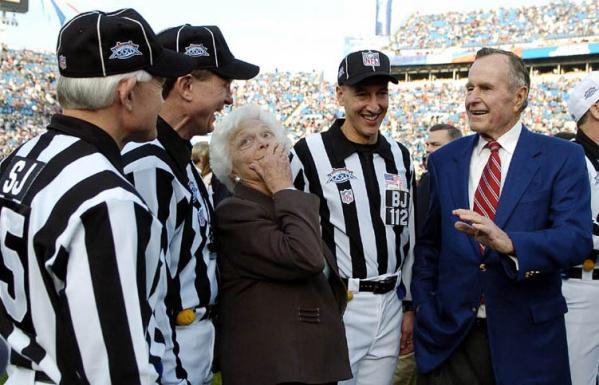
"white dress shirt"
468,120,522,318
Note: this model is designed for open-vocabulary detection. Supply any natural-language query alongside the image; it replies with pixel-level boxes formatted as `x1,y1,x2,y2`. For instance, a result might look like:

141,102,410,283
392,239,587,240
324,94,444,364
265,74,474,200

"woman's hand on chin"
249,143,293,194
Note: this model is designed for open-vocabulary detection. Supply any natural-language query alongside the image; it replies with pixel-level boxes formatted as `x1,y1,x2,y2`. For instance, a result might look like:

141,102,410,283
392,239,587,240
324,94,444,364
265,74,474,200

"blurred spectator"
192,141,212,185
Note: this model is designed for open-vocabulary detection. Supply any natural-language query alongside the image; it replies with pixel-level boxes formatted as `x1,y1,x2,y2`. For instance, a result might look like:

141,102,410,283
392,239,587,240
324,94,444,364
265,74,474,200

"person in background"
192,142,212,185
416,124,462,236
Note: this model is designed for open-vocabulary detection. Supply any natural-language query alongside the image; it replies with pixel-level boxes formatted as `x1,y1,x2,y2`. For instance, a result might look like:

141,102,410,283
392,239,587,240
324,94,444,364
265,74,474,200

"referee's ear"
173,74,195,103
336,85,345,106
117,76,138,112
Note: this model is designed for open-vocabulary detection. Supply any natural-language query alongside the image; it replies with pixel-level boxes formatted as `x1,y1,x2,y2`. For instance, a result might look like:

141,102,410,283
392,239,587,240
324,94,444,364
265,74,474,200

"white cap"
568,71,599,123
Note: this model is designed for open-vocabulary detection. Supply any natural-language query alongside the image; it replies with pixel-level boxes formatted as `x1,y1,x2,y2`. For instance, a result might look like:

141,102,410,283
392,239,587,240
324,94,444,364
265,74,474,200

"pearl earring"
234,176,241,183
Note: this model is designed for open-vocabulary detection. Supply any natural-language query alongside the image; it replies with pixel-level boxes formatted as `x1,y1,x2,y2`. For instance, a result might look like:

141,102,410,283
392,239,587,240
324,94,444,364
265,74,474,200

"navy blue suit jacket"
412,127,593,385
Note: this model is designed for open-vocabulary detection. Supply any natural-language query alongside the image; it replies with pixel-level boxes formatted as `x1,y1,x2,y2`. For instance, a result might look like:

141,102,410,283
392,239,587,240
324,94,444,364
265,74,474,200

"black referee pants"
418,319,496,385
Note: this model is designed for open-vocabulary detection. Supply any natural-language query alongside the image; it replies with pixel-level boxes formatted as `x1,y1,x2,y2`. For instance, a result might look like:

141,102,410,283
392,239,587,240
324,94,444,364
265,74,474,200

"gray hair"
210,104,291,192
57,70,152,110
475,47,530,111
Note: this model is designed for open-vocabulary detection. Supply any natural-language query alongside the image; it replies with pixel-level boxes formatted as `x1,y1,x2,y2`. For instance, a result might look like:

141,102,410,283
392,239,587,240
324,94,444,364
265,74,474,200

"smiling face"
336,77,389,144
465,54,527,139
189,72,233,136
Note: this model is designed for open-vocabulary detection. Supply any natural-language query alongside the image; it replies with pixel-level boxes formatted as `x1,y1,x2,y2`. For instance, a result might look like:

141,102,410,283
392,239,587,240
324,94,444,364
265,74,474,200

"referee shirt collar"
329,118,394,162
576,129,599,162
47,114,124,173
156,115,192,173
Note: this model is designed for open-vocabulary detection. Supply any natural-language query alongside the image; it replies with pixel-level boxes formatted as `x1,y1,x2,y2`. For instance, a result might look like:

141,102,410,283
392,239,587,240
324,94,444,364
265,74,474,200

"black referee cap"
56,9,196,78
157,25,260,80
337,50,398,86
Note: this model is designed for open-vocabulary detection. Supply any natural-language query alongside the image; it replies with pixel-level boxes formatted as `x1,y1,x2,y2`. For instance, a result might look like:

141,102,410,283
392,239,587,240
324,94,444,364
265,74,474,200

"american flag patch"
384,173,403,190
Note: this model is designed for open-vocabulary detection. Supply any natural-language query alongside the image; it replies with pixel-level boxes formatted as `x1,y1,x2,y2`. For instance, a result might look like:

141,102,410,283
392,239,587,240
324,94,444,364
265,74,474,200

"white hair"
56,70,152,110
210,104,291,192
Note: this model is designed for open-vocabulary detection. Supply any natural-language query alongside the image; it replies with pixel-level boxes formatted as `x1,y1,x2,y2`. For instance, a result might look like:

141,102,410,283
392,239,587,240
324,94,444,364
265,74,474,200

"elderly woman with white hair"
210,104,352,385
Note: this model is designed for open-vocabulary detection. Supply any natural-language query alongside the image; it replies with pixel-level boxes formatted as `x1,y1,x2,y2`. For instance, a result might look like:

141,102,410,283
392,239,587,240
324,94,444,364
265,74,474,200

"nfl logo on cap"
337,49,397,86
362,52,380,67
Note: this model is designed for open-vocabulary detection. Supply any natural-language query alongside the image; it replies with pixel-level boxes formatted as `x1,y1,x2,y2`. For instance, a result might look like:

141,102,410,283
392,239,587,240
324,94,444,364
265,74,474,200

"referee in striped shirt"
0,9,196,385
122,25,259,385
290,50,415,385
562,72,599,385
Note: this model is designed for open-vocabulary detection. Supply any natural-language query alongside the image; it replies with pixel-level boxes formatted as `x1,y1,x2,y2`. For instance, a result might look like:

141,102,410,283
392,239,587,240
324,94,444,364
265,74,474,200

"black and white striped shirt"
574,131,599,270
122,117,217,317
291,119,415,298
0,114,169,384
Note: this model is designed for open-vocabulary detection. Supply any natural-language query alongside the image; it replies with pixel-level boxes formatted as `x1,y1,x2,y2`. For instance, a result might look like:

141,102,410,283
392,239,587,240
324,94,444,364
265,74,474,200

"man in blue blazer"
412,47,593,385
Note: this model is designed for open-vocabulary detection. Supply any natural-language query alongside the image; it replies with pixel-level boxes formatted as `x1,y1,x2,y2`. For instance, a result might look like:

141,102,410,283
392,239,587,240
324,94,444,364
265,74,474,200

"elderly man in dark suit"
412,47,592,385
210,104,352,385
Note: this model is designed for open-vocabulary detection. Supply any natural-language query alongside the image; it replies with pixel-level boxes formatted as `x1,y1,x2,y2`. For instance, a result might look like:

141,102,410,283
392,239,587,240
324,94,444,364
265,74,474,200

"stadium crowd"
0,42,589,177
386,0,598,51
0,44,58,158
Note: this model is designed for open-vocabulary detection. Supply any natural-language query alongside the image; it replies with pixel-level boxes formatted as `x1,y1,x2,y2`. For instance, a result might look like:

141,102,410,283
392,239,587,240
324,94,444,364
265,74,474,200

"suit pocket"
298,306,321,323
529,296,567,324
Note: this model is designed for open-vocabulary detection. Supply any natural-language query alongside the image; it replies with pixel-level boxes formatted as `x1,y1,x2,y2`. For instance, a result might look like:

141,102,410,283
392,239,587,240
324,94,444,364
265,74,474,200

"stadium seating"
386,0,597,51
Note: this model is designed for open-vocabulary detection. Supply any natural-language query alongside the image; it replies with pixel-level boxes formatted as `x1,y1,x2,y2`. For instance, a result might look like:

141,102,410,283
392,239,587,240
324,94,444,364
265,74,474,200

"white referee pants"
340,275,403,385
562,278,599,385
175,316,215,385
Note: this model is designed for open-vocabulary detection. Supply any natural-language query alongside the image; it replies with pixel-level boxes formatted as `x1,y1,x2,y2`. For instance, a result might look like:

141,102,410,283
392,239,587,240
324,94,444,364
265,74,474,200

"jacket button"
472,307,477,313
479,263,486,271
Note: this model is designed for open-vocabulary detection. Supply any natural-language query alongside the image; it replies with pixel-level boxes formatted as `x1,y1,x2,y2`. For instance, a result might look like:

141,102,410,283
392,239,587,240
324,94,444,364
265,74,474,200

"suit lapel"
495,127,541,229
450,135,480,255
450,135,477,210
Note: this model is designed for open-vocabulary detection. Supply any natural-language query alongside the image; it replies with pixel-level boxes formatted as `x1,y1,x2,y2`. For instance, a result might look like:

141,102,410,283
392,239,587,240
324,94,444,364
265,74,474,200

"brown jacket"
214,185,352,385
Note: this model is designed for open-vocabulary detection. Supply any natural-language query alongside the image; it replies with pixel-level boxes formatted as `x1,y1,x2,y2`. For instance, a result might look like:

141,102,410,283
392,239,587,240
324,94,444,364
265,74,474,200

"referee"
122,25,259,385
290,50,415,385
563,71,599,385
0,9,195,385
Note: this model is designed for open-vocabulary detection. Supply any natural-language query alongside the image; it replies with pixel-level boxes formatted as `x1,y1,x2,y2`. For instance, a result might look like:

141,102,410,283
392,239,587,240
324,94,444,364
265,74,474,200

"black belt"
341,276,397,294
565,267,599,280
200,305,217,320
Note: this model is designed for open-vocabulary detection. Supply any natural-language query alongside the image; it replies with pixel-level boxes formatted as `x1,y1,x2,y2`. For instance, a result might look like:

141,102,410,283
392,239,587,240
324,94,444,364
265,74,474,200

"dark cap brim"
147,48,196,78
340,72,398,86
212,58,260,80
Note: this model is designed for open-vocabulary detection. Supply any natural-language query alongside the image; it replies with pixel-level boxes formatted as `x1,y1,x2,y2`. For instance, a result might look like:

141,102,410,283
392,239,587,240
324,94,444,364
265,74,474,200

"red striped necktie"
473,140,501,254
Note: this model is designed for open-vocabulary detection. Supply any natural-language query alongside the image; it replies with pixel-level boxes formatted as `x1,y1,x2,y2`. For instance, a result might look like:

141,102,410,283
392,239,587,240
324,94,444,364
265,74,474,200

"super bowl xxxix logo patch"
185,43,210,57
109,41,143,60
326,167,356,184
